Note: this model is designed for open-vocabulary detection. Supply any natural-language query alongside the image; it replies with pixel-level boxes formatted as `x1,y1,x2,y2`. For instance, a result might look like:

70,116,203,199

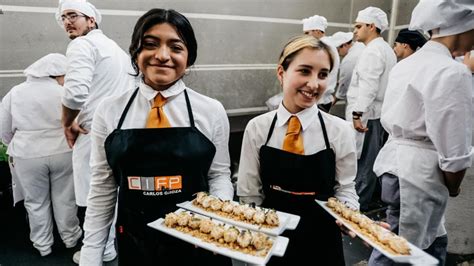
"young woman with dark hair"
79,8,233,265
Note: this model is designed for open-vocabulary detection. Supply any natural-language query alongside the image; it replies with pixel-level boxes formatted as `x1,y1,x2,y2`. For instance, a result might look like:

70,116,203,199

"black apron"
105,88,230,265
260,112,345,265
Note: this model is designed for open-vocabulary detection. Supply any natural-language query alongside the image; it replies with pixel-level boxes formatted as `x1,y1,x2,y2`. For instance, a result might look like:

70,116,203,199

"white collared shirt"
346,37,396,120
374,41,473,176
237,103,359,209
335,42,365,100
62,29,134,130
0,77,70,158
81,79,233,265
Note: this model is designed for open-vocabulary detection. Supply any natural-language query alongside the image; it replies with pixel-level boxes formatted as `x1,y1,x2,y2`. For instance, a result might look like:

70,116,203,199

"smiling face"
61,9,96,40
278,48,330,114
137,23,189,91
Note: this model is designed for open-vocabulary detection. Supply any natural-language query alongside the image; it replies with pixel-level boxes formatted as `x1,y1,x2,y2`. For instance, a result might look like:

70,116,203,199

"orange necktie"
146,94,171,128
282,116,304,154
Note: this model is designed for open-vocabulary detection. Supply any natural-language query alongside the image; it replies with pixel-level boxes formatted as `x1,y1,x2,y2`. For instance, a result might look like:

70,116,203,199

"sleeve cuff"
438,149,473,173
62,98,83,111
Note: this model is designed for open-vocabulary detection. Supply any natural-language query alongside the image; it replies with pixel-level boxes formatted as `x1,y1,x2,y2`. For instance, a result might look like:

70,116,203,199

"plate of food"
147,209,289,265
315,198,439,265
176,192,300,236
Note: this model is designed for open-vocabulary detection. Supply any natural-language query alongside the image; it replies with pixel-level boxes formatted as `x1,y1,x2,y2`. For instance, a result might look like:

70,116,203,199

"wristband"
352,111,363,117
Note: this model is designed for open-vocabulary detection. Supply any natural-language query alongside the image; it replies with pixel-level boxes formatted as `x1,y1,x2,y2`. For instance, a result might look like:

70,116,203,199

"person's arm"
62,39,95,146
0,92,14,144
62,105,87,148
207,102,234,200
334,58,352,101
236,119,264,206
333,121,359,210
352,49,385,132
425,66,472,195
80,101,118,266
331,120,359,237
443,170,465,197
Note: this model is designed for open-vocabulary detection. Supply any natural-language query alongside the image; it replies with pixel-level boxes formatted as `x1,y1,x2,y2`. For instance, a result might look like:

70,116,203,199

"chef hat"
55,0,102,27
302,15,328,32
395,29,427,50
320,36,340,76
409,0,474,38
23,53,67,78
329,32,354,47
355,6,389,33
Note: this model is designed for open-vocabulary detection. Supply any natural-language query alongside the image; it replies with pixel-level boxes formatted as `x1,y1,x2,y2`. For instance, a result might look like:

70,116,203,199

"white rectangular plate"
177,200,300,236
315,200,438,265
147,209,289,265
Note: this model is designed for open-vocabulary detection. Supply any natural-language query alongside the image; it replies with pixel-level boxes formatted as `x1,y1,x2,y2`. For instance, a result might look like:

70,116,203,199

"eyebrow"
142,35,184,44
62,11,80,16
297,64,330,72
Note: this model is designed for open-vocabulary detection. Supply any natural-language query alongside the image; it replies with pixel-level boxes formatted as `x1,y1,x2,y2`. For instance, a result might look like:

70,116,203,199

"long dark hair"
129,9,198,76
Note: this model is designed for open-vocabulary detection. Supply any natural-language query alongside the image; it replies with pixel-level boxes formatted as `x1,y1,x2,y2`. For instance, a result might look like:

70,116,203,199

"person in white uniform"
346,7,397,211
302,15,340,113
393,28,427,61
330,32,365,105
79,9,233,265
369,1,474,265
0,53,82,257
55,0,133,263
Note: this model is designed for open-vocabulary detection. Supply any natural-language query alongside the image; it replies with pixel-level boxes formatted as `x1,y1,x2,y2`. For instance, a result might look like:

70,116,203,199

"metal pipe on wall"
387,0,399,46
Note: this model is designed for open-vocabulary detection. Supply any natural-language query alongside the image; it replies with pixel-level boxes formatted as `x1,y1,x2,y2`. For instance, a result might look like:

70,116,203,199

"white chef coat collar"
276,103,319,131
139,79,186,102
422,40,452,58
367,37,384,47
86,29,102,37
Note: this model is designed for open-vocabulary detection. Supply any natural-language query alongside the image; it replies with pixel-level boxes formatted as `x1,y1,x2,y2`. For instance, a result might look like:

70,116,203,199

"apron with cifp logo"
105,88,228,265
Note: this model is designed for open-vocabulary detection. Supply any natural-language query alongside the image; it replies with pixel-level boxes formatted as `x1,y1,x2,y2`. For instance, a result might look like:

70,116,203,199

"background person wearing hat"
303,15,340,113
345,6,396,212
0,53,82,257
55,0,134,263
329,31,365,106
370,0,474,265
393,28,427,61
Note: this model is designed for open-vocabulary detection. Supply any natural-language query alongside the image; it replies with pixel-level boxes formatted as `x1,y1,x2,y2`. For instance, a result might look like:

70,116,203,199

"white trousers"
14,152,82,255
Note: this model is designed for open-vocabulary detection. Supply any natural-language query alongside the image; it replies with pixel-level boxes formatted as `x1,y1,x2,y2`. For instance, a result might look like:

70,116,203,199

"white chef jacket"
0,77,70,158
237,103,359,210
62,29,134,130
375,41,473,176
319,36,341,105
80,79,234,264
346,37,396,120
335,42,365,100
373,41,472,249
